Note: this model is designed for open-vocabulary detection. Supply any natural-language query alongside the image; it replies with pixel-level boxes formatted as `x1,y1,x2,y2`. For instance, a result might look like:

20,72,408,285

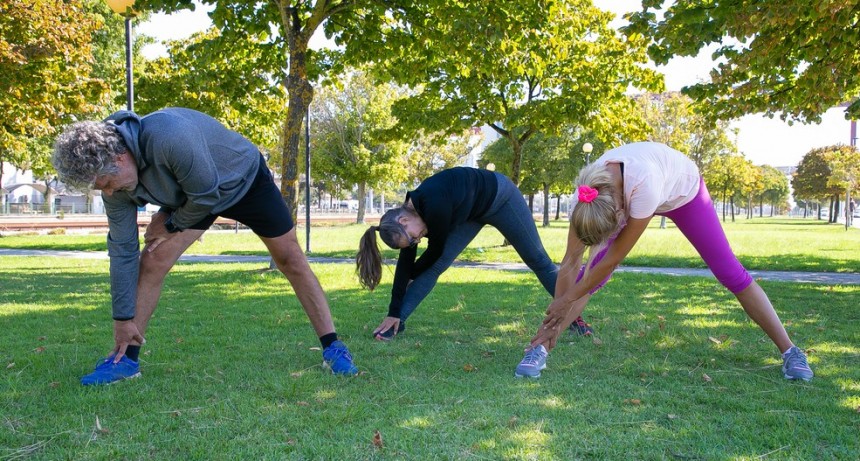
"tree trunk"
542,183,550,227
730,196,736,222
528,193,534,212
280,15,315,225
555,195,561,221
356,181,367,224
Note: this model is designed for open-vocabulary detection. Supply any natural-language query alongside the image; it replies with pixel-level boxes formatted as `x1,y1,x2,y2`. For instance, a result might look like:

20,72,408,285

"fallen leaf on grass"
702,374,712,382
95,416,109,434
33,346,46,353
6,363,14,369
667,414,679,420
463,364,477,372
624,399,642,406
372,430,383,449
708,336,722,345
592,336,603,345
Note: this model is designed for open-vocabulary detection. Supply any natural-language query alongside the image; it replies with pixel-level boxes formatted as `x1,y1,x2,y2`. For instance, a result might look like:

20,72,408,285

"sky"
135,1,855,168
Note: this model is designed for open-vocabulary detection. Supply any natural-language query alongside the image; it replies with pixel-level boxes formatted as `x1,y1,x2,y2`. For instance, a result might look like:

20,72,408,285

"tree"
135,29,286,156
703,153,756,222
825,145,860,228
310,70,408,223
756,165,789,217
625,1,860,123
792,147,838,220
338,0,663,186
138,0,383,223
403,129,480,187
634,92,736,170
480,129,588,226
0,0,108,190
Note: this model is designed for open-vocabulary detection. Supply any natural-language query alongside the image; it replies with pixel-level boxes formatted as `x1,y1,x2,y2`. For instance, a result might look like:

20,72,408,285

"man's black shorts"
162,154,294,238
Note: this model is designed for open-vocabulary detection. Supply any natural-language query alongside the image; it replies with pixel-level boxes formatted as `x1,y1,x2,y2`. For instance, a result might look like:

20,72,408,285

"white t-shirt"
596,142,701,219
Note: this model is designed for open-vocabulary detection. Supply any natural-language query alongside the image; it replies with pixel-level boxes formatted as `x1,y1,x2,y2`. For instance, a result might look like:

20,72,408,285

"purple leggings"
577,177,753,294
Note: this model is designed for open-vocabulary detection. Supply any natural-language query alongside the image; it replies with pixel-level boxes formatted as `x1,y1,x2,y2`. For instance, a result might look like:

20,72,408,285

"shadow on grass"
1,263,857,459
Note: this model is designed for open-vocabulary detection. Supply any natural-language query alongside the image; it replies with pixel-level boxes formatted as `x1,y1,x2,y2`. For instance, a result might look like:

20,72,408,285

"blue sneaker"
515,345,548,378
568,316,593,336
322,340,359,376
782,346,814,381
374,321,405,341
81,354,141,386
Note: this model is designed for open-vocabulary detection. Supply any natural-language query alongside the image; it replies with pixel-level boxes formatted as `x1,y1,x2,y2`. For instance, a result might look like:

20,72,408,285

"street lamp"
582,142,593,164
106,0,136,111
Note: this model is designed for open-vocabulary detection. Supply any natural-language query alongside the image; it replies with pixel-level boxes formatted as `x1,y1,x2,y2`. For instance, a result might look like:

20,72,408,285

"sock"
125,345,141,361
319,333,338,349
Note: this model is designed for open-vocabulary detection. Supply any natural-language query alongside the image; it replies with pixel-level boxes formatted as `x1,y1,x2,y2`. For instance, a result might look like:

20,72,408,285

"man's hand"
113,320,145,362
144,211,172,252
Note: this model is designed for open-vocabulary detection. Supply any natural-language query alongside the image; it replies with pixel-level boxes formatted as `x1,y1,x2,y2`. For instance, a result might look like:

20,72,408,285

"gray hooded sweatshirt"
104,108,259,320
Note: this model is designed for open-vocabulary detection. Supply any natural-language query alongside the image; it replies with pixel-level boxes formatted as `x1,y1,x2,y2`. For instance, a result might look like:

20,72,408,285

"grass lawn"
2,217,858,273
1,254,858,459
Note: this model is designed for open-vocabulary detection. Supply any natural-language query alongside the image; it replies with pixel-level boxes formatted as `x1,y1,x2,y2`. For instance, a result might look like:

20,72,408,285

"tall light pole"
582,142,593,164
106,0,136,111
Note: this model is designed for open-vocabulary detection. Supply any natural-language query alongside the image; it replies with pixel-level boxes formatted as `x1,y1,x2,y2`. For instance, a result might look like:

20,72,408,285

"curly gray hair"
52,121,127,190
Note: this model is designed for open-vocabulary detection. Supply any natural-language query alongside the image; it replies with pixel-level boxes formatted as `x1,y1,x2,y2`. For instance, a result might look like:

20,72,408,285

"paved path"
2,248,858,285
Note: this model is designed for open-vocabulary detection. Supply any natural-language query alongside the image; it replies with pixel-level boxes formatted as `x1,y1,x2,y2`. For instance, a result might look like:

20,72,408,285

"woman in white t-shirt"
515,142,813,382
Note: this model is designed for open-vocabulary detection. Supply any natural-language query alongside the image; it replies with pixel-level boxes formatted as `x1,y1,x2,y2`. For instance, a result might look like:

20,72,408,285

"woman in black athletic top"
356,167,592,340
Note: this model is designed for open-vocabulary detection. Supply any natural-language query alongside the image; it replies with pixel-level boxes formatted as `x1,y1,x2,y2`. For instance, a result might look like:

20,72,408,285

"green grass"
2,217,858,273
1,256,858,459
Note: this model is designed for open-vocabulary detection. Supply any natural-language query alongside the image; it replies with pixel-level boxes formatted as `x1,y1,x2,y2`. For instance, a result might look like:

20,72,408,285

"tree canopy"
624,0,860,123
1,0,108,188
336,0,663,185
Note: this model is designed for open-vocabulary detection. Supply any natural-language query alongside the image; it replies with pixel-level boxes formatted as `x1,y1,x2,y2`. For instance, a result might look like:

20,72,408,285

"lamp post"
106,0,136,111
582,142,593,164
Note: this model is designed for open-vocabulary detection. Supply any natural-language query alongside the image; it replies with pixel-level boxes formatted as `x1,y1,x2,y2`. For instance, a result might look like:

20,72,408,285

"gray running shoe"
782,346,814,381
515,345,548,378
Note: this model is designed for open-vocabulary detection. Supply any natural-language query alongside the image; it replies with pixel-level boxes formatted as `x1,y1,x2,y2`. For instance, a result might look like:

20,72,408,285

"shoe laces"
326,344,353,362
785,348,809,369
521,346,546,366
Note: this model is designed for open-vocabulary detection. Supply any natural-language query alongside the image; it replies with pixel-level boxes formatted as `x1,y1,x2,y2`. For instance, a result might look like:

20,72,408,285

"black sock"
125,345,141,361
319,333,338,349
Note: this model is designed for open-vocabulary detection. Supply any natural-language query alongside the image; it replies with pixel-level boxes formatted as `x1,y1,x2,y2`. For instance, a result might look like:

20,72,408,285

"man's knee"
139,249,177,278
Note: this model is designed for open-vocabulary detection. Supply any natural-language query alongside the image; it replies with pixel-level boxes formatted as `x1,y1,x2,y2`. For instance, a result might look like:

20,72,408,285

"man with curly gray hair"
53,107,359,385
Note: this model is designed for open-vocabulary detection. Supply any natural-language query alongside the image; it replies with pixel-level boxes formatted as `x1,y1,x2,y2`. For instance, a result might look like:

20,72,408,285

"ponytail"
356,226,383,290
355,206,414,290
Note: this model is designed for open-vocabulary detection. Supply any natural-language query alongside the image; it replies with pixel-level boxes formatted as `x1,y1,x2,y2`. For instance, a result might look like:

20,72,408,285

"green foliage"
703,153,757,221
792,146,851,201
634,92,736,170
0,0,109,186
625,0,860,122
135,28,286,157
756,164,790,215
310,70,408,221
338,0,663,184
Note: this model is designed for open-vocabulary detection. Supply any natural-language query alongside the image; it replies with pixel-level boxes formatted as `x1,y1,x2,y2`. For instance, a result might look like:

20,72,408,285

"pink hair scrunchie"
578,185,599,203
